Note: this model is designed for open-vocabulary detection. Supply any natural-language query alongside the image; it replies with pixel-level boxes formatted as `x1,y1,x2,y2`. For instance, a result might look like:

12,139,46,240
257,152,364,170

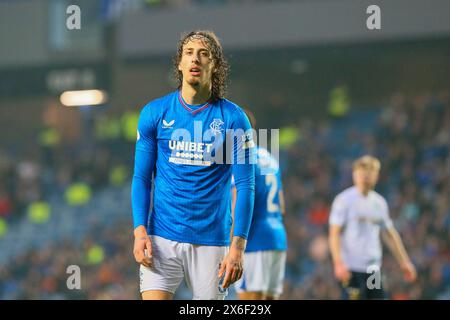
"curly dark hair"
172,30,230,102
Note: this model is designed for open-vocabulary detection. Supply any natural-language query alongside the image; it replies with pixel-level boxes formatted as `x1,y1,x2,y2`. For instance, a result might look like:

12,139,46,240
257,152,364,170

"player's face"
178,39,215,88
353,167,379,191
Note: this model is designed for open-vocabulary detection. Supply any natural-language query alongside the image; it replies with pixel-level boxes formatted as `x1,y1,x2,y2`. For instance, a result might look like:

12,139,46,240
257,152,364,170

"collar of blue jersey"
178,91,212,115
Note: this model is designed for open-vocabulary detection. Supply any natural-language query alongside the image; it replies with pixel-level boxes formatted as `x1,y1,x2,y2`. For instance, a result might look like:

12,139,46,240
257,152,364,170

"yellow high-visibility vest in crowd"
109,165,128,186
86,245,105,265
28,201,51,224
65,183,92,206
0,218,7,237
328,85,350,117
39,127,60,147
279,126,300,149
121,111,139,142
95,116,121,141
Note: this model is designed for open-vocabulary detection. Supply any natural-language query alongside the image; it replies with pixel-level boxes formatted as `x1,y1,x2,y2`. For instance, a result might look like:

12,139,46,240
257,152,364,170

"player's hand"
218,247,244,289
401,261,417,282
133,227,153,268
334,260,351,283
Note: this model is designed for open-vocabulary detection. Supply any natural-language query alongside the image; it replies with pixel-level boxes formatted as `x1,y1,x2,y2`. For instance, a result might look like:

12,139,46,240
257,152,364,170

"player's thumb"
145,238,152,258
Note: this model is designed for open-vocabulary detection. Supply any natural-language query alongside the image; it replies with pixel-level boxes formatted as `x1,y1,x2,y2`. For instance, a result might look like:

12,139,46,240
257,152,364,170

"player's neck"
355,185,370,196
181,84,211,105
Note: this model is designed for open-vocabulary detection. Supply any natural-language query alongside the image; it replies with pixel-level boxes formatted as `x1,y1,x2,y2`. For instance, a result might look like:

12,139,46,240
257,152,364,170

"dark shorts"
340,271,385,300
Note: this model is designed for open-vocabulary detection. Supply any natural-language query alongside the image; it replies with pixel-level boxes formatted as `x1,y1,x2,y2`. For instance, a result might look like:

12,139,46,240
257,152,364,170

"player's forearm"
381,230,403,264
134,225,148,237
330,241,343,264
230,236,247,253
231,163,255,239
232,187,255,239
131,148,155,229
329,228,343,264
388,229,412,267
131,175,151,228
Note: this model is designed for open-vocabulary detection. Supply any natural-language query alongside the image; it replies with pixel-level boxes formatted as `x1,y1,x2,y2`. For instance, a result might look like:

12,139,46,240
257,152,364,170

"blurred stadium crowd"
0,90,449,299
281,91,450,299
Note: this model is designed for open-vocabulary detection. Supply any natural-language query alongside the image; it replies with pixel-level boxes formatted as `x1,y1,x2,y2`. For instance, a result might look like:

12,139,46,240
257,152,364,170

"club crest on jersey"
162,119,175,129
209,118,224,134
242,131,255,149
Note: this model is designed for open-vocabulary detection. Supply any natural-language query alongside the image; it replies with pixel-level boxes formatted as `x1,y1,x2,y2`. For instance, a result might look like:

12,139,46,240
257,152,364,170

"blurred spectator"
0,187,13,220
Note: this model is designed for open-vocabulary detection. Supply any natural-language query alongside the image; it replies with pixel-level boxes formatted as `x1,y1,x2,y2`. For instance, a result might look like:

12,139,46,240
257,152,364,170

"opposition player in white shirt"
329,155,417,299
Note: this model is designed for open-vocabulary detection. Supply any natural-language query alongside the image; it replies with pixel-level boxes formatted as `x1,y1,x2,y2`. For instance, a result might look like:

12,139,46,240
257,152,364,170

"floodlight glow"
60,90,108,107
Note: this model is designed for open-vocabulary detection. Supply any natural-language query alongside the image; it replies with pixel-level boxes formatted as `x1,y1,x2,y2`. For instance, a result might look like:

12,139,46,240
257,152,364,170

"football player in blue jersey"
131,30,256,300
232,110,288,300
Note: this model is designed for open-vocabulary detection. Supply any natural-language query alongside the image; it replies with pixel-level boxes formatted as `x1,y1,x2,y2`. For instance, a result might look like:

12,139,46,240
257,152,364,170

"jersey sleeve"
131,103,158,229
329,194,348,227
230,109,256,239
379,197,394,229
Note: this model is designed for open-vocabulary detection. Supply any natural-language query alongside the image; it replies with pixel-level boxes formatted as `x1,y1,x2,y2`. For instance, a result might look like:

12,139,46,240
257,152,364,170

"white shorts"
139,235,229,300
234,250,286,297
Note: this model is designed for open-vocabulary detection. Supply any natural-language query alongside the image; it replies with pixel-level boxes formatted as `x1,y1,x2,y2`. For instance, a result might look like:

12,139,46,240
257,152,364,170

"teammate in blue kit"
232,110,288,300
131,30,256,300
